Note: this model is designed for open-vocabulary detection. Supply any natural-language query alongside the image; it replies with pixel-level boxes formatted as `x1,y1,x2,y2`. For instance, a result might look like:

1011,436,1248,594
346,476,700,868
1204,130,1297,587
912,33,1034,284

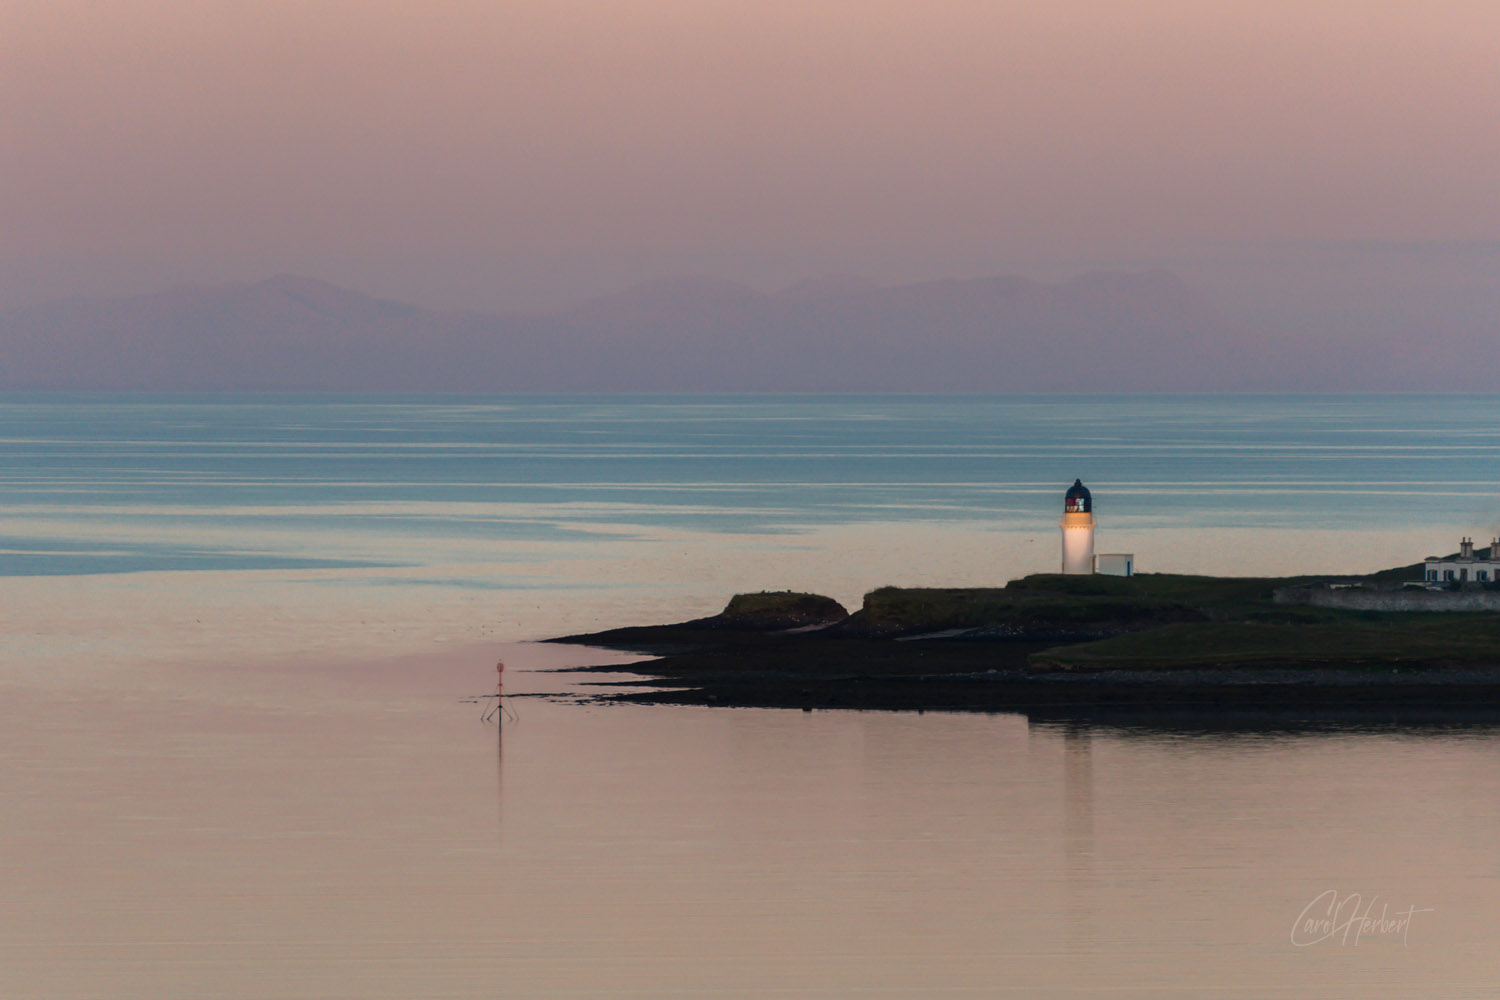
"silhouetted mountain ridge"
0,270,1289,391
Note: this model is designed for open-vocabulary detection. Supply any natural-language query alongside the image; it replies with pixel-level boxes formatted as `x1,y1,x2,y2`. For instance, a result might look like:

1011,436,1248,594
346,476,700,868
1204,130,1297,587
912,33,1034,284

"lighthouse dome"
1064,479,1092,514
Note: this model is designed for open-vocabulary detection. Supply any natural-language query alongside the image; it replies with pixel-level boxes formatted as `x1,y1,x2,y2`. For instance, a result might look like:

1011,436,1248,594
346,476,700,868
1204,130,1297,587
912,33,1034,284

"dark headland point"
549,569,1500,727
548,480,1500,727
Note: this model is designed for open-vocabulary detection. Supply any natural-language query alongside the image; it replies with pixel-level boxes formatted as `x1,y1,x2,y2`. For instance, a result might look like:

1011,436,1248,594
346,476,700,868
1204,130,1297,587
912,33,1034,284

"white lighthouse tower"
1059,479,1095,575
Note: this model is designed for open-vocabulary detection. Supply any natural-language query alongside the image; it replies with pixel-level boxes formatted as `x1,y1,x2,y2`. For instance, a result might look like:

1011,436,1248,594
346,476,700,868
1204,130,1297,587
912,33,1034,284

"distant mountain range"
0,270,1298,391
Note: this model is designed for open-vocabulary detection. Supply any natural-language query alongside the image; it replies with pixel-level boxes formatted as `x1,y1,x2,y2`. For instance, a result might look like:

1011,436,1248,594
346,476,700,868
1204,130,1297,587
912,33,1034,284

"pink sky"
3,1,1498,326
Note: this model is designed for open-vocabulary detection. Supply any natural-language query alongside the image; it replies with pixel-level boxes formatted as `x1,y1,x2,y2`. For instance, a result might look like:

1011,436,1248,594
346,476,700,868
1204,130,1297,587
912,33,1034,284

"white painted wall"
1060,513,1095,574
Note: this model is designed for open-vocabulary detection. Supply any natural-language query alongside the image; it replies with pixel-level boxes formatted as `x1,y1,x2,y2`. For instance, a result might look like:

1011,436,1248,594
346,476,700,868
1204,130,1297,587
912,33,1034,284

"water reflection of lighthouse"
1062,726,1098,954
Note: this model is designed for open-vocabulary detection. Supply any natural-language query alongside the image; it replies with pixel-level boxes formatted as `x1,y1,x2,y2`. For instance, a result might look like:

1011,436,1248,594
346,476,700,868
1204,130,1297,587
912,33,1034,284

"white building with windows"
1424,537,1500,585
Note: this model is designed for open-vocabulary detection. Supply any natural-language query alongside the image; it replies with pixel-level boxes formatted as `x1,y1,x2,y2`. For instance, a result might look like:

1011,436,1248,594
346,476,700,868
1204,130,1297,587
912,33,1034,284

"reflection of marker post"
493,660,505,726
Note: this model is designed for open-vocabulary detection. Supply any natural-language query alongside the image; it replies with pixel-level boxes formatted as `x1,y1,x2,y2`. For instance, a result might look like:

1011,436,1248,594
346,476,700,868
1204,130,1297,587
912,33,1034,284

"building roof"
1426,548,1500,563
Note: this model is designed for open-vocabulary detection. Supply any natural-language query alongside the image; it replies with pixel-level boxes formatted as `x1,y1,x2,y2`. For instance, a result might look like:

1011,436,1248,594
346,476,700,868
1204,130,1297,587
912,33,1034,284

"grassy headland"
551,567,1500,721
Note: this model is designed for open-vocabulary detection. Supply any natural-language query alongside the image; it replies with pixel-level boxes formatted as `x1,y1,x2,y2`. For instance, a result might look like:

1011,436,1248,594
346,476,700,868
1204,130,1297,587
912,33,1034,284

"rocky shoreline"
548,576,1500,727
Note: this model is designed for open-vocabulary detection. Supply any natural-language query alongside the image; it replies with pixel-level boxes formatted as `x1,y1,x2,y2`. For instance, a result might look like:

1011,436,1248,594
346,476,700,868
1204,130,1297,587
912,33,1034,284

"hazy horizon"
4,1,1498,358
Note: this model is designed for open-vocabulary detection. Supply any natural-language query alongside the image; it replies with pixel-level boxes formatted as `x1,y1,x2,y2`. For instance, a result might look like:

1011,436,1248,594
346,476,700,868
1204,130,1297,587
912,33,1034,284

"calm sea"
3,393,1498,997
3,392,1496,577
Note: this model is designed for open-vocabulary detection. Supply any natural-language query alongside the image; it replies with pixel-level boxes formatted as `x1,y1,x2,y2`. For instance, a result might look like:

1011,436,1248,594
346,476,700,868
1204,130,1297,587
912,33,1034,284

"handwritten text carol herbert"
1291,889,1433,947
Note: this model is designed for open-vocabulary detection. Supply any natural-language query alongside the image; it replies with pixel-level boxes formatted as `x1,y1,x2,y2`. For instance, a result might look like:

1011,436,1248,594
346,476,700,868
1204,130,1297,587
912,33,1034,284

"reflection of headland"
1024,705,1500,737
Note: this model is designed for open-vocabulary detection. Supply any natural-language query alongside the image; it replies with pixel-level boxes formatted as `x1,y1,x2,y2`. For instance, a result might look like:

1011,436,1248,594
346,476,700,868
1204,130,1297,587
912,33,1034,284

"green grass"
851,586,1183,632
1362,561,1426,584
1002,572,1324,610
844,571,1500,670
719,591,848,624
715,568,1494,672
847,573,1328,634
1032,615,1500,670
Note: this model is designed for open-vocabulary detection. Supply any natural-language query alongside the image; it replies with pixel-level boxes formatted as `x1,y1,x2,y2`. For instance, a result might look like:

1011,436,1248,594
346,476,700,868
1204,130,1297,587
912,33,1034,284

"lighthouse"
1060,479,1095,574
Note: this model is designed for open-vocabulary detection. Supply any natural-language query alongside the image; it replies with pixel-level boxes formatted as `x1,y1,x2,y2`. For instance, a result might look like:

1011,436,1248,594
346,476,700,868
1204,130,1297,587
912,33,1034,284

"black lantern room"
1064,479,1092,514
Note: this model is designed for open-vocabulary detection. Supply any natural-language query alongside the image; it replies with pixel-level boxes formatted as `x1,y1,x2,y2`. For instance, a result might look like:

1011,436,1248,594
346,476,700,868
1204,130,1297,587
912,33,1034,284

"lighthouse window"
1066,498,1084,513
